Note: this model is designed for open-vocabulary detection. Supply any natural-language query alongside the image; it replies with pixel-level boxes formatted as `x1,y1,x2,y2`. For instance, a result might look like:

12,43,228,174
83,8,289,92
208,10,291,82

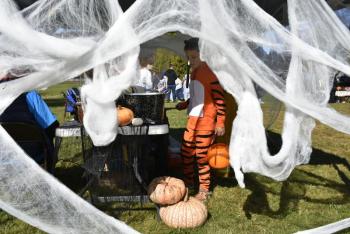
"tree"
154,48,187,79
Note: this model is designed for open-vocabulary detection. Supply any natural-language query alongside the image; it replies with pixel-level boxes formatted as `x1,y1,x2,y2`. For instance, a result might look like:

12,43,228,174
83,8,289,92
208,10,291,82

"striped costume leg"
181,128,196,187
195,130,214,191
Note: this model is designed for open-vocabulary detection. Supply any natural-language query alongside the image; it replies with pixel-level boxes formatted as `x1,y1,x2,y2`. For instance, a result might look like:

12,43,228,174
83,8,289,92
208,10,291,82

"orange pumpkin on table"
207,143,230,169
117,106,134,126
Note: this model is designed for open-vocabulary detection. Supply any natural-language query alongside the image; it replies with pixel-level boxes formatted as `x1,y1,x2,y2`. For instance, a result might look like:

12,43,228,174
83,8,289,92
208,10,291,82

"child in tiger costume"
176,38,226,201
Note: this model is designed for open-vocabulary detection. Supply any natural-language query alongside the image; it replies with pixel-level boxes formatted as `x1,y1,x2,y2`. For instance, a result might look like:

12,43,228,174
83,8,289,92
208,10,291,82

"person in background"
176,38,226,201
182,74,191,100
175,76,184,101
157,75,168,94
151,69,160,91
135,58,153,92
0,73,59,165
164,63,178,102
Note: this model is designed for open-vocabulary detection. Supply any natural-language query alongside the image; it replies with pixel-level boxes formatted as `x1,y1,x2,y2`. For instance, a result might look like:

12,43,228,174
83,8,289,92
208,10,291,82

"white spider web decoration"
0,0,350,233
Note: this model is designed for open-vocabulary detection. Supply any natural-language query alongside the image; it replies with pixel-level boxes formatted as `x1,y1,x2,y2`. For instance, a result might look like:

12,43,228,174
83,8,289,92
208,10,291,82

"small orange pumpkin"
159,189,208,228
207,143,230,169
117,106,134,126
148,176,186,205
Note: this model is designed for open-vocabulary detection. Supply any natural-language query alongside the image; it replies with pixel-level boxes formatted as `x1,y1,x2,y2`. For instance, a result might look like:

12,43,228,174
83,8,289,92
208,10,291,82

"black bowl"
117,93,165,124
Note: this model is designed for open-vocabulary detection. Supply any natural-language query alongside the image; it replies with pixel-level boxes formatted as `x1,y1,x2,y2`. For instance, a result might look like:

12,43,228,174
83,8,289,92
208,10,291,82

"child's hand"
176,101,188,110
215,127,225,136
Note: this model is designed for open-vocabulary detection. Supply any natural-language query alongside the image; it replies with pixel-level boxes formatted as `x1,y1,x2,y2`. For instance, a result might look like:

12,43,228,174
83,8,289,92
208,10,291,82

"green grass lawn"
1,82,350,234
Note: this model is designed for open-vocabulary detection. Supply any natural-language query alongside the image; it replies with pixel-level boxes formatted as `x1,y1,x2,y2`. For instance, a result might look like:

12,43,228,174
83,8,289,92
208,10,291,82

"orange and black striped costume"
181,62,226,191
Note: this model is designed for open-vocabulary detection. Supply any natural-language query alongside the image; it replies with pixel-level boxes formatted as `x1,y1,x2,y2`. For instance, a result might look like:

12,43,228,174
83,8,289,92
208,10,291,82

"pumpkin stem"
184,187,189,202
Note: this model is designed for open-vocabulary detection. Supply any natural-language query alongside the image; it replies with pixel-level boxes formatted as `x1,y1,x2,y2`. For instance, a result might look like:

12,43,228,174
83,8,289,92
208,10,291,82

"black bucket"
118,93,165,124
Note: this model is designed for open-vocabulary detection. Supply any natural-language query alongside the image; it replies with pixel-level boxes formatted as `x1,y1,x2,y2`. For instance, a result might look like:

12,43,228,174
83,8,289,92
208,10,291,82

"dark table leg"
52,136,62,175
80,126,86,161
153,134,169,177
132,152,148,191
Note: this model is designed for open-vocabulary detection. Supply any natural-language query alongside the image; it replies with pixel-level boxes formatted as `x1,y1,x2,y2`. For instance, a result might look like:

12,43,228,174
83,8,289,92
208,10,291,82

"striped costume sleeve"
210,80,226,128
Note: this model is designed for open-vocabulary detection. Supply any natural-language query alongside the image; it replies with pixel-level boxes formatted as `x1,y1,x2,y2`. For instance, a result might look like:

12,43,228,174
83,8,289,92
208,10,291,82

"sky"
261,7,350,54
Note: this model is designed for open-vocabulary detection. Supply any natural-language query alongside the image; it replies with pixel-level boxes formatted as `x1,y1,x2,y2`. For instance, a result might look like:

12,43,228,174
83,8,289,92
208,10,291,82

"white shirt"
157,77,167,92
188,80,204,117
138,67,153,90
182,75,191,99
175,78,182,90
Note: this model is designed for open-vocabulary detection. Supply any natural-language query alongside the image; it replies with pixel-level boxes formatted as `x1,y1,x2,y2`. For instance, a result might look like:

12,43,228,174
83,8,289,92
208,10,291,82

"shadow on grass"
266,131,350,168
55,163,86,193
333,164,350,188
100,206,156,220
243,131,350,219
244,175,304,219
267,130,350,188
